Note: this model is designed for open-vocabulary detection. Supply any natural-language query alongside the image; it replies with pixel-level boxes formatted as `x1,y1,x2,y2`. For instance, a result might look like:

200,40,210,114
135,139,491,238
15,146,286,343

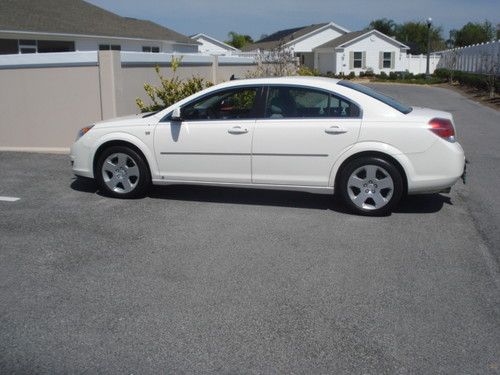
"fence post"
212,55,218,84
98,50,120,120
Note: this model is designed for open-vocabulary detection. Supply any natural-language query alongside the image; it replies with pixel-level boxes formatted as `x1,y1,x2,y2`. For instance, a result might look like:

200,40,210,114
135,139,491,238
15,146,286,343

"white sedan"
70,77,465,215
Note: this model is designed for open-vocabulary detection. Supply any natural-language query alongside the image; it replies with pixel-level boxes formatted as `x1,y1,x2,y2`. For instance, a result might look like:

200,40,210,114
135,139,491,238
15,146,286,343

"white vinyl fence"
402,54,441,75
437,40,500,75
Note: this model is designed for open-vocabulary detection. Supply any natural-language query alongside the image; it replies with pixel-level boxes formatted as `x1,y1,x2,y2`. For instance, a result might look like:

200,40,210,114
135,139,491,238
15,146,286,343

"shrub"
388,71,398,80
136,57,212,113
365,68,375,77
433,68,499,93
378,71,388,79
297,65,320,76
348,72,356,79
359,71,366,77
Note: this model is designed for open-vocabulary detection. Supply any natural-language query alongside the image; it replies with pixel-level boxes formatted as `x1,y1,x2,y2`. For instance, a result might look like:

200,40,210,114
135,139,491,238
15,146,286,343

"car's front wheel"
338,156,404,216
96,146,150,198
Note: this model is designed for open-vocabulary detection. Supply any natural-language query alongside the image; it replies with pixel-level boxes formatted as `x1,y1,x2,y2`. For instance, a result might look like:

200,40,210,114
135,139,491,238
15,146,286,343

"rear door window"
265,86,360,119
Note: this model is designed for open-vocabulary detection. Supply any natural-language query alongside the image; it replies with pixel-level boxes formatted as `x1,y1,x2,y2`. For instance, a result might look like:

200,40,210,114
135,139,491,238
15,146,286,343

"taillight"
428,118,455,142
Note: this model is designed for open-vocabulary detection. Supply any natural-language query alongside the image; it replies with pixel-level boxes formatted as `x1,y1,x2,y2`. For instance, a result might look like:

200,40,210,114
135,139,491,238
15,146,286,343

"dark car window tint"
329,94,361,118
265,86,360,118
338,80,412,114
182,87,258,121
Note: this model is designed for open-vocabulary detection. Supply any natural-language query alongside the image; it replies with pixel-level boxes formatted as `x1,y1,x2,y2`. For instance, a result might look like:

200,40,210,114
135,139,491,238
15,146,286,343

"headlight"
76,125,94,141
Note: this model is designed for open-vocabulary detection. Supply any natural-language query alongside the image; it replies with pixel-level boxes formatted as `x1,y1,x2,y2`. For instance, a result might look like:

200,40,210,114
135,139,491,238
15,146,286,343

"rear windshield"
338,80,412,114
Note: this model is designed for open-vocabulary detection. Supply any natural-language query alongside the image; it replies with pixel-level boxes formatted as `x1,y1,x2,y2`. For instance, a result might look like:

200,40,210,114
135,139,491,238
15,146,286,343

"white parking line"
0,196,20,202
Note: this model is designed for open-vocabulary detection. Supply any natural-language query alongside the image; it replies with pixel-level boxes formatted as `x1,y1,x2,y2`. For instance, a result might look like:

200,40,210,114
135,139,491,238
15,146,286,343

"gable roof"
315,29,409,50
0,0,197,44
191,33,238,51
242,22,349,51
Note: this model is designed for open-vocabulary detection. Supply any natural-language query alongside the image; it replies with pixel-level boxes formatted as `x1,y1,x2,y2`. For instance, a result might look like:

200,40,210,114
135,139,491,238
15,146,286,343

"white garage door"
317,52,335,74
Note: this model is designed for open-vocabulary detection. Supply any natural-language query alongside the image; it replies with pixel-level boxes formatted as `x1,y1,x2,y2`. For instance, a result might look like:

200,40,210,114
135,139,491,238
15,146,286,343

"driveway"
0,84,499,374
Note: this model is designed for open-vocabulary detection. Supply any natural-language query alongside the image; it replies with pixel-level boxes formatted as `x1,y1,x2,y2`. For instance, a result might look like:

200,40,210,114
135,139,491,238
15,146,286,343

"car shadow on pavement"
70,177,451,215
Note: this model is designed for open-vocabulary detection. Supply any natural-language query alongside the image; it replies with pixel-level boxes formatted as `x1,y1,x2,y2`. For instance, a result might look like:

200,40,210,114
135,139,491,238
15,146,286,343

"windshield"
338,80,412,114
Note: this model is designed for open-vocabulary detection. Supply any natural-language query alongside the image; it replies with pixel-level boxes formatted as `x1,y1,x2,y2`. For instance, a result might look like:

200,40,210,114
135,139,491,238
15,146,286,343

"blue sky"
87,0,499,41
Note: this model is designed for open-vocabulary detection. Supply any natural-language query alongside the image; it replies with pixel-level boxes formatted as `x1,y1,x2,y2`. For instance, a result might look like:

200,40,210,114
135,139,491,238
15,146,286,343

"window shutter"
362,52,366,69
390,52,395,69
349,51,354,69
379,52,383,69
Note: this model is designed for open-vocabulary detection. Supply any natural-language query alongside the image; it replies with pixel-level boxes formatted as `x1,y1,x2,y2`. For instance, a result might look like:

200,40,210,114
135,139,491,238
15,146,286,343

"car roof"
214,76,341,89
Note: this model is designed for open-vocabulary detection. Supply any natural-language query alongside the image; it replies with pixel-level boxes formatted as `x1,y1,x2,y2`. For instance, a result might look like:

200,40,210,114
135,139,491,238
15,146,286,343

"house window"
353,52,363,68
19,39,37,54
383,52,392,68
99,44,121,51
38,40,75,53
0,39,18,55
142,46,160,53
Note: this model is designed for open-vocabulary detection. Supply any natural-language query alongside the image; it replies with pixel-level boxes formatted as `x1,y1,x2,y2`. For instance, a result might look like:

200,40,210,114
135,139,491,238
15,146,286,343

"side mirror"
171,107,182,122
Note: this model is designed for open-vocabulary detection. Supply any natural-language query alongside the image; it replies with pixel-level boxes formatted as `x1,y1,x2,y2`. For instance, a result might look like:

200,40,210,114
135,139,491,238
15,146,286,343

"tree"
479,46,499,99
368,18,397,36
449,21,495,47
394,22,445,54
441,49,462,83
246,41,298,77
225,32,254,49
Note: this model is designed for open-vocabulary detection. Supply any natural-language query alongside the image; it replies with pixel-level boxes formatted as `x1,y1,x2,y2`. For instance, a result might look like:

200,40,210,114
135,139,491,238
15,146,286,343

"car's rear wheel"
96,146,150,198
338,156,403,216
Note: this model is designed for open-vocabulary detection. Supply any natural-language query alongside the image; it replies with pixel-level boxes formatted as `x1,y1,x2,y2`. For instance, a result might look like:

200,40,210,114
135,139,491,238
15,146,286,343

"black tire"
96,146,151,198
337,156,404,216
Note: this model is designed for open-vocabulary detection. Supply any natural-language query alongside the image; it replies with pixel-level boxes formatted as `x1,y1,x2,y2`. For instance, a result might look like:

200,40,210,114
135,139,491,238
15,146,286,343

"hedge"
434,68,499,92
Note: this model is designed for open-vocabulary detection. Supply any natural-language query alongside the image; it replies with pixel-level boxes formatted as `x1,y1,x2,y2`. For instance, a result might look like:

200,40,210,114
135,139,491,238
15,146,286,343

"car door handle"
228,126,248,134
325,125,347,134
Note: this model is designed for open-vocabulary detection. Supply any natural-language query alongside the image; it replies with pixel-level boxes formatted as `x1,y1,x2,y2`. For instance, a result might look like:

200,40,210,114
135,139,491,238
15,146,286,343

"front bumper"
70,141,94,179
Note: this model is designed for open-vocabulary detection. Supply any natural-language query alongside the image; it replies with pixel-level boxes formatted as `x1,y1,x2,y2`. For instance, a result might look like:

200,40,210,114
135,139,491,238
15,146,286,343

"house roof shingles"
242,23,328,51
314,30,367,49
0,0,196,44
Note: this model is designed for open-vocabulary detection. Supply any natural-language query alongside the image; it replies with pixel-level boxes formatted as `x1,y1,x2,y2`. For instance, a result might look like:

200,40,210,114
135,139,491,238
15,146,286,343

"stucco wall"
0,65,102,151
0,51,258,151
116,64,214,116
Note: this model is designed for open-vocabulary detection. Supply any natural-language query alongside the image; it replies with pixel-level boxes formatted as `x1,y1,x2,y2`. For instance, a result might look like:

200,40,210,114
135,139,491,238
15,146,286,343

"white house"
313,29,410,75
243,22,350,68
190,33,239,55
0,0,199,55
243,23,418,75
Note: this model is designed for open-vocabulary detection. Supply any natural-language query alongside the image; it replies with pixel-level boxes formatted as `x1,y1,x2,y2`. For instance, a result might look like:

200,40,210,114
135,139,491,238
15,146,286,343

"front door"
252,85,362,186
154,86,260,183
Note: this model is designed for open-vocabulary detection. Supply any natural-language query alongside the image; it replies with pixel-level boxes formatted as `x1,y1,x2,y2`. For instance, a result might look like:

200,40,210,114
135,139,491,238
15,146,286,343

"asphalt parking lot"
1,84,499,374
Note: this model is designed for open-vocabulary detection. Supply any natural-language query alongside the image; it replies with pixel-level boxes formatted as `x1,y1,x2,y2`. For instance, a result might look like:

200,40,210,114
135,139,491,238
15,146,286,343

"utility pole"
426,17,432,78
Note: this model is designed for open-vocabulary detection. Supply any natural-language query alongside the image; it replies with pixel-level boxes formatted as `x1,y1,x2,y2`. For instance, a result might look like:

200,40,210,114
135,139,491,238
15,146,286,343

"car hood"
94,113,151,128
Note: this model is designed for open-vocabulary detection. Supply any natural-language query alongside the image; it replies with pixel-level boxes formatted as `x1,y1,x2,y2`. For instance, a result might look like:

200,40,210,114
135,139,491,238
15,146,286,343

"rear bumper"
461,159,468,184
406,140,465,194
